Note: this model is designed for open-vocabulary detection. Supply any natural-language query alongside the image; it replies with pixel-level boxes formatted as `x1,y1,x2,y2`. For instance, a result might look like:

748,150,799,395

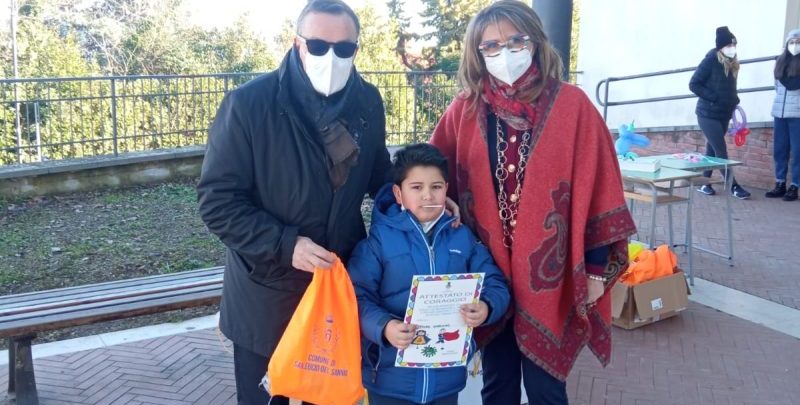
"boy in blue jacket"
348,143,510,405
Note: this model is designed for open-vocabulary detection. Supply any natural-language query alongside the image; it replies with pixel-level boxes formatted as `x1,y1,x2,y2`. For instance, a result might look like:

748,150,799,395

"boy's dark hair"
392,143,449,185
297,0,361,37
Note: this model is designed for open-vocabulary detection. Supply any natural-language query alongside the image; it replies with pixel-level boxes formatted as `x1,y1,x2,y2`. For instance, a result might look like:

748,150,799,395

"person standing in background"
689,26,752,199
769,28,800,201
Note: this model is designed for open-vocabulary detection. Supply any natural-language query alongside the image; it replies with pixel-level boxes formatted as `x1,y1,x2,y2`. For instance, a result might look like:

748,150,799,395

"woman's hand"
445,197,461,228
384,320,417,350
586,278,605,306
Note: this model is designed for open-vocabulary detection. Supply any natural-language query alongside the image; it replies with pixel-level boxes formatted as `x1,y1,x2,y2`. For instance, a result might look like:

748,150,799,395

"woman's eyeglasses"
478,35,531,57
297,35,359,58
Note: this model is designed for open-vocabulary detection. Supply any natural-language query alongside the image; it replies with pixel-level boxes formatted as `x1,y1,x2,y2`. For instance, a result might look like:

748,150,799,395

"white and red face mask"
483,48,532,86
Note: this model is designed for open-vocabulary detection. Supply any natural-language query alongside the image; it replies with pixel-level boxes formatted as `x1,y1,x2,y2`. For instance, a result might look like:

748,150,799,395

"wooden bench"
0,267,224,405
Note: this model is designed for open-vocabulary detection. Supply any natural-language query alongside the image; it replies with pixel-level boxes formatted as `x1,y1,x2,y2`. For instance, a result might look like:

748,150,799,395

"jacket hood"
787,29,800,46
371,183,453,234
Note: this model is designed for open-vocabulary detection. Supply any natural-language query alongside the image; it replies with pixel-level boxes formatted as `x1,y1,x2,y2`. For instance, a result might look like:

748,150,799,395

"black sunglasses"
297,35,359,58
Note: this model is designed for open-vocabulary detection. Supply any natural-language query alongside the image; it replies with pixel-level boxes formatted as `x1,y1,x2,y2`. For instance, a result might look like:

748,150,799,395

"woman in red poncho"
430,1,637,403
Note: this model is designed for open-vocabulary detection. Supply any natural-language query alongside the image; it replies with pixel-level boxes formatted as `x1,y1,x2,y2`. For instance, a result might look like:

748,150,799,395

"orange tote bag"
266,257,364,405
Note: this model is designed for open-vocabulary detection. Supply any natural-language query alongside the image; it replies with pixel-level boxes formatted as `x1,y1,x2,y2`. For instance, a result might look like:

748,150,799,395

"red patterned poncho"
431,80,636,381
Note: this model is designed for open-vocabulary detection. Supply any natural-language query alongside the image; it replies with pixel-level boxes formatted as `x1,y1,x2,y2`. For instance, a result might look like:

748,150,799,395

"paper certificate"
395,273,484,368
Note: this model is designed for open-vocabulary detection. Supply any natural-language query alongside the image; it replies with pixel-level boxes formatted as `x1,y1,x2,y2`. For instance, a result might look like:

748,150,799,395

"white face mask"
398,191,445,232
420,207,446,233
304,48,353,96
483,48,532,86
721,46,737,58
789,43,800,56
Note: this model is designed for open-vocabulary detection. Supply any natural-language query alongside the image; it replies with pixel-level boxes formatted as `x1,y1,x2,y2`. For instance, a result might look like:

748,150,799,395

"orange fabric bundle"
619,244,677,285
267,257,364,405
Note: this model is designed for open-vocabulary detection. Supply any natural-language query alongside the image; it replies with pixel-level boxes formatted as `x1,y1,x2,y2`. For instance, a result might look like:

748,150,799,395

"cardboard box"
611,270,690,329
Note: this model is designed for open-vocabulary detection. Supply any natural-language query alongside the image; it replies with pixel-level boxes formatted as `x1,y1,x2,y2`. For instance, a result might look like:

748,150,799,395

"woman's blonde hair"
457,0,563,110
717,50,740,78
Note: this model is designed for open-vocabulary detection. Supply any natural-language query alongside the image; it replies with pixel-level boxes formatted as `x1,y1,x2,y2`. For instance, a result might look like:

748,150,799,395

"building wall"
578,0,790,128
575,0,800,188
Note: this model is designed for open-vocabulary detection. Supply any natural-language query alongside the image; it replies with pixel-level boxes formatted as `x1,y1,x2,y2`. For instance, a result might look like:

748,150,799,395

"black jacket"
197,52,392,357
689,49,740,120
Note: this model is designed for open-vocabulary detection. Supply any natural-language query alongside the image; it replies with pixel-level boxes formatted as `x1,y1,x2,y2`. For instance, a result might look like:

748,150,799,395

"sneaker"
765,182,787,198
783,184,798,201
697,184,716,195
732,184,751,200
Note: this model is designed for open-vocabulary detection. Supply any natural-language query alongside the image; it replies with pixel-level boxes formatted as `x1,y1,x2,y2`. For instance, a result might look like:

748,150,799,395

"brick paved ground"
1,330,236,405
567,303,800,405
628,185,800,309
0,330,235,405
1,302,798,405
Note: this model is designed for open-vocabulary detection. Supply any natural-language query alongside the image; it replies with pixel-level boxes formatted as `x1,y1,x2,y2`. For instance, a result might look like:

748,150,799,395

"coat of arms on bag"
311,313,340,355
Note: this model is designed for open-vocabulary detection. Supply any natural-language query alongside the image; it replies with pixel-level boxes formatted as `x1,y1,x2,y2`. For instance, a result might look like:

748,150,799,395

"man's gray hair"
297,0,361,37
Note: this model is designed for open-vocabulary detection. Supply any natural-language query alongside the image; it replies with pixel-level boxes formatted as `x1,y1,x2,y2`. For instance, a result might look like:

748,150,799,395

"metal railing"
0,70,584,166
0,73,257,165
0,71,459,166
595,56,777,121
364,71,459,146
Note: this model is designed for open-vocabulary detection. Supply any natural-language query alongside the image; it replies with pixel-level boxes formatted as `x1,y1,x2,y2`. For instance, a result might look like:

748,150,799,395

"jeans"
480,321,568,405
773,117,800,185
367,391,459,405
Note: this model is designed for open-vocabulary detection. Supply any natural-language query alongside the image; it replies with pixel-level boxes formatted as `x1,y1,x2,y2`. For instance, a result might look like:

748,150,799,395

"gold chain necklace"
495,119,531,247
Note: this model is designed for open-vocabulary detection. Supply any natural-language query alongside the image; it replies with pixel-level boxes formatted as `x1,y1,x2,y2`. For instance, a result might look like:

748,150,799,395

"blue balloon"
615,121,650,156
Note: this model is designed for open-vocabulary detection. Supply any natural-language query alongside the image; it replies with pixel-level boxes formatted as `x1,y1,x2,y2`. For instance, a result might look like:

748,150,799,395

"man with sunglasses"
197,1,393,403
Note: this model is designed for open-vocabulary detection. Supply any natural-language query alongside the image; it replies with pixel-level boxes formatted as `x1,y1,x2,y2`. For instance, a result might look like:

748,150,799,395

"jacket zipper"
372,344,382,383
408,215,454,275
408,214,454,404
782,85,788,117
370,217,454,393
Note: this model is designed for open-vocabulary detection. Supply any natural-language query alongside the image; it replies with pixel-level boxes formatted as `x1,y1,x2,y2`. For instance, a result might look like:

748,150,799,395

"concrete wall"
579,0,789,128
0,148,205,199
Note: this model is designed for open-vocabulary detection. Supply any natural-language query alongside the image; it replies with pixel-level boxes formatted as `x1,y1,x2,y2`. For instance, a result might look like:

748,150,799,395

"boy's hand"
460,301,489,327
384,320,417,350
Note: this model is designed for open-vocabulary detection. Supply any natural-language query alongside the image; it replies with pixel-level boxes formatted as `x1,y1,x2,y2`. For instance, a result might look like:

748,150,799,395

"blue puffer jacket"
348,184,510,404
